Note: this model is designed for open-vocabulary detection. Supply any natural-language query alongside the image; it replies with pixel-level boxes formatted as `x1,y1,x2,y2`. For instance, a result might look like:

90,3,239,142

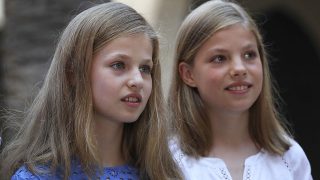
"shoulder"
282,138,313,179
11,166,39,180
69,160,139,179
11,165,57,180
168,137,213,179
168,137,185,166
284,138,310,166
103,165,139,179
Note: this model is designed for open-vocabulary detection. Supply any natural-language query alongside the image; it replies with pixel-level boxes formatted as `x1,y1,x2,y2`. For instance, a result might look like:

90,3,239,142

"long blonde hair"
168,0,291,158
0,2,182,180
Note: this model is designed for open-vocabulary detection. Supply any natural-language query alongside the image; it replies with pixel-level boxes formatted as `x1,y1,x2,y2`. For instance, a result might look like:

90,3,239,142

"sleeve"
284,139,313,180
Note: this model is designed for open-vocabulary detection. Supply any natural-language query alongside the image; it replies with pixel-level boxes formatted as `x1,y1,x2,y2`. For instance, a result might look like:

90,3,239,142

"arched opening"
256,9,320,177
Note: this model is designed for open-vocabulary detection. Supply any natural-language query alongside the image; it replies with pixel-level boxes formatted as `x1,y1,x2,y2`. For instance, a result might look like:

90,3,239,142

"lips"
225,82,252,91
121,93,142,103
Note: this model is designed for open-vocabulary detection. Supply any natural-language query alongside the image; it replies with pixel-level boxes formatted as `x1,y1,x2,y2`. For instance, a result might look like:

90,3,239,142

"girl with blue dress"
0,2,182,180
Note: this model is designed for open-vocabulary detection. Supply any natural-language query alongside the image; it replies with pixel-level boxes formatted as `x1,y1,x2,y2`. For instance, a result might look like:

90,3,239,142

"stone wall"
1,0,107,110
0,0,110,144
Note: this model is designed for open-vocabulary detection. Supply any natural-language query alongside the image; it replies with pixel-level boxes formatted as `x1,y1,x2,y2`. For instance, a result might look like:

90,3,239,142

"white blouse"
170,138,313,180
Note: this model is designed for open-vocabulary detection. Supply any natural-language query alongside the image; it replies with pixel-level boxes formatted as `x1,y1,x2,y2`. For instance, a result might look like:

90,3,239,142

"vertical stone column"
1,0,86,110
0,0,4,143
114,0,189,96
0,0,5,28
0,0,110,145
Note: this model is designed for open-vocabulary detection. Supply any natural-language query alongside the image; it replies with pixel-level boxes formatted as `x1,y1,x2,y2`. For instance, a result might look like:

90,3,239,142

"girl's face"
91,33,153,123
179,24,263,115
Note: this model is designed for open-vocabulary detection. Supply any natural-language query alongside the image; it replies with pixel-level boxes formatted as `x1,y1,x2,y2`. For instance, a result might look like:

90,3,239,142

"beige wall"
152,0,188,96
115,0,320,96
0,0,5,29
114,0,188,96
113,0,160,26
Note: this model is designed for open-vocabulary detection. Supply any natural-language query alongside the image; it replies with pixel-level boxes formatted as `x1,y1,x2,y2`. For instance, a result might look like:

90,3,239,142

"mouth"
121,94,142,103
225,82,253,92
225,85,251,91
122,97,141,103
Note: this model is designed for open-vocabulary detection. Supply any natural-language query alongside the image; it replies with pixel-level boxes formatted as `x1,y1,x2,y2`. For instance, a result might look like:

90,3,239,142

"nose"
230,57,247,79
127,69,143,90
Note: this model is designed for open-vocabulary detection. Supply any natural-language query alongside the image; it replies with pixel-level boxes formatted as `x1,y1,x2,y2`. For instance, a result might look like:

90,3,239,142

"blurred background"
0,0,319,178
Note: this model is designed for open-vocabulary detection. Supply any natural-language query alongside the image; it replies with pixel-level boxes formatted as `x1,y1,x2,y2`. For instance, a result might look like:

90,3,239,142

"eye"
244,51,258,60
139,65,152,74
111,62,125,70
211,55,226,63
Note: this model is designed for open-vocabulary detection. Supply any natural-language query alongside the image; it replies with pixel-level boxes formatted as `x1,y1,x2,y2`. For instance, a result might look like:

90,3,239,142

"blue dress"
11,161,139,180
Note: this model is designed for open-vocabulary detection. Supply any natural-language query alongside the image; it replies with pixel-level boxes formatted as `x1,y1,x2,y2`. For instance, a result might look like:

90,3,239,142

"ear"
179,62,197,87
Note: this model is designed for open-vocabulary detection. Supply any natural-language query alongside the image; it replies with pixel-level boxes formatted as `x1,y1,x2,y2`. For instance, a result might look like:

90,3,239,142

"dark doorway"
256,9,320,178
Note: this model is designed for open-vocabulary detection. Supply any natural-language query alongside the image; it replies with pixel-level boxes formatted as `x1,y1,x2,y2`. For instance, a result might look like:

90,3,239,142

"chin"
121,116,140,123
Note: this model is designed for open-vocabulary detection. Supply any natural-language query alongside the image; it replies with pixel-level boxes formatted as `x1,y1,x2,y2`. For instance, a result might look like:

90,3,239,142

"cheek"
251,64,264,92
197,70,224,87
255,63,263,81
91,73,105,94
91,71,116,100
145,79,153,99
194,72,222,102
258,71,264,93
91,66,103,90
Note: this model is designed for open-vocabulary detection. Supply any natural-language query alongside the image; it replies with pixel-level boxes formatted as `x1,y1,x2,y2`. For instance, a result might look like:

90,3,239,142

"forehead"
199,24,258,51
94,33,153,53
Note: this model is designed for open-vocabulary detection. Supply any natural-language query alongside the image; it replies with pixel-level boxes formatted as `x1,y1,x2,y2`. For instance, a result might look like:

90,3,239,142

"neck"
207,109,259,180
208,109,254,147
94,115,125,167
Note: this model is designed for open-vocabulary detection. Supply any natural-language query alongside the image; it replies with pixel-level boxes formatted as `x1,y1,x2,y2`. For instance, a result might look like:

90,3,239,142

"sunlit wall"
0,0,4,29
113,0,188,95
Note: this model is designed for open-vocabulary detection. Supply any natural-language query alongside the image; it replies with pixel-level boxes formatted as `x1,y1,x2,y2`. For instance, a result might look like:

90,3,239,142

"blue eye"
139,65,152,74
211,55,226,63
111,62,125,70
244,51,257,60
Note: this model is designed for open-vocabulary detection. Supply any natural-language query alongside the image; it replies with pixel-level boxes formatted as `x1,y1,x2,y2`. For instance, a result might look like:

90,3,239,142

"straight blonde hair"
1,2,182,180
168,0,291,158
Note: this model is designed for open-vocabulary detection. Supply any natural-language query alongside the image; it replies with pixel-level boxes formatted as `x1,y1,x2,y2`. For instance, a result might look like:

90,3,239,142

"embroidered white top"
170,138,313,180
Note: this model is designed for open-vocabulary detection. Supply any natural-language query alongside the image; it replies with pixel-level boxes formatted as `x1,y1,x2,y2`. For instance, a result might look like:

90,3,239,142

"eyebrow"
141,58,153,64
106,53,129,59
207,48,228,53
242,43,258,49
107,53,153,64
208,43,258,52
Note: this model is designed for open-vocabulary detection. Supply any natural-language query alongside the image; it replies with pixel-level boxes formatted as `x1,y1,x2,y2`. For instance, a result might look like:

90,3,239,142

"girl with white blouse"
168,0,313,180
